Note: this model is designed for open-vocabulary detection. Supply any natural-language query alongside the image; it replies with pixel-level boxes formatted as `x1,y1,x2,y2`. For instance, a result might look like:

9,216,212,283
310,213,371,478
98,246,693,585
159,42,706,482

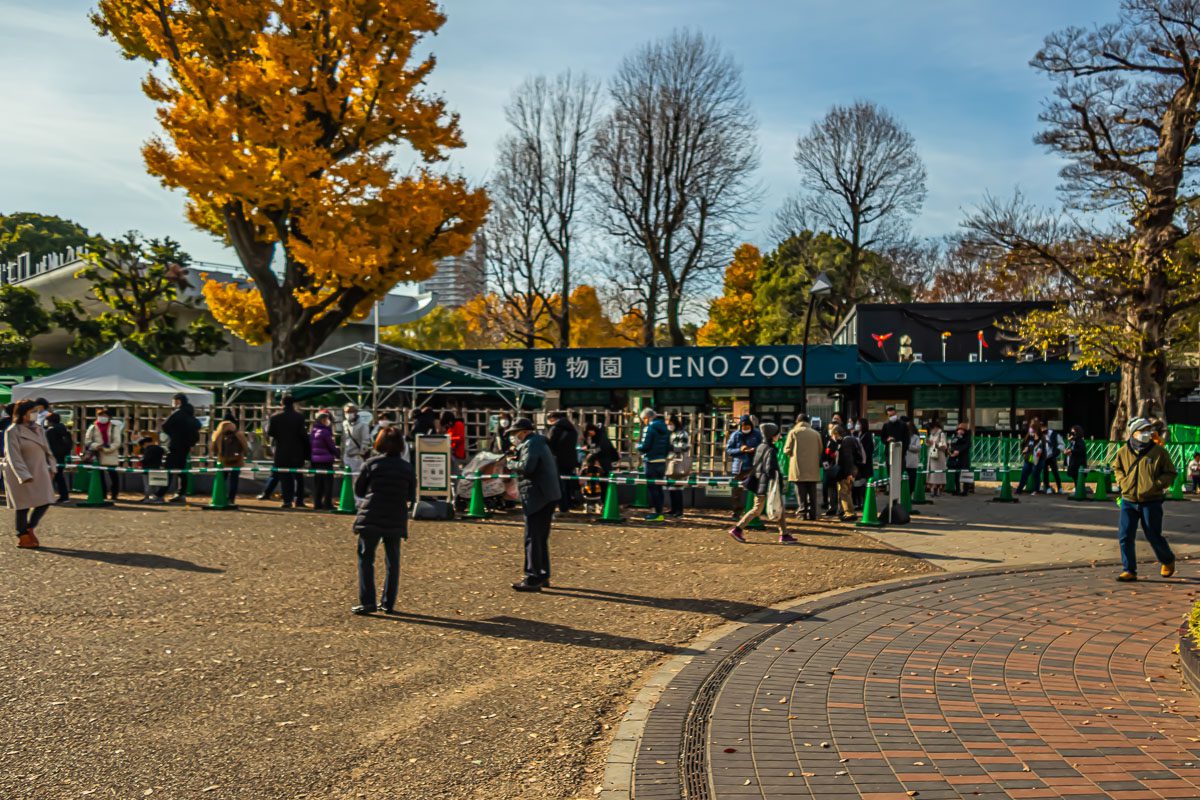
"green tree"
382,306,467,350
0,212,94,263
0,284,53,367
52,232,227,366
755,231,913,344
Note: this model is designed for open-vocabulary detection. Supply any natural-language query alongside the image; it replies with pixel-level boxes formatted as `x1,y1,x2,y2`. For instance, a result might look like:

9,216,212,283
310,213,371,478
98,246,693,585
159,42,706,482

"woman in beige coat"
83,407,124,502
3,398,57,548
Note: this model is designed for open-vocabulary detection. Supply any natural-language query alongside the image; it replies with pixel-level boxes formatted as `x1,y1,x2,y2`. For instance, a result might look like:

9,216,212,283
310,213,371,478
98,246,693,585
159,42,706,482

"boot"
17,531,38,549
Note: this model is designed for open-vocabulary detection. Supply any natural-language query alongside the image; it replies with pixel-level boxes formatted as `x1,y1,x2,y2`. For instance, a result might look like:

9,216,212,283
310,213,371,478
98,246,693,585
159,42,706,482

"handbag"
764,476,784,521
667,452,693,479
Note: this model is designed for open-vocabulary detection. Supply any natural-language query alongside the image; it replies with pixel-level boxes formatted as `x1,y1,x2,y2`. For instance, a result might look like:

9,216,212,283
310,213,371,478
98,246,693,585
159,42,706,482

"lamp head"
810,271,833,297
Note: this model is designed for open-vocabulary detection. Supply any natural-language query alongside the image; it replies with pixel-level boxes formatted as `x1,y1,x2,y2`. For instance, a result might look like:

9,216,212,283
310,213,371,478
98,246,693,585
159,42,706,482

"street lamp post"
799,271,833,415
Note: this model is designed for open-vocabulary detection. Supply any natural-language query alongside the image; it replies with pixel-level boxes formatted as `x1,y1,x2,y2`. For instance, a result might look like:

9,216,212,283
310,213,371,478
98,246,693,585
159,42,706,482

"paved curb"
602,554,1188,799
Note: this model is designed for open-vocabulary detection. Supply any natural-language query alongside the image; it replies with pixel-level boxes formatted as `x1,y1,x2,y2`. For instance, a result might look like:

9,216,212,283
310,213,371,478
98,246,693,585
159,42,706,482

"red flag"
871,332,893,349
977,330,989,349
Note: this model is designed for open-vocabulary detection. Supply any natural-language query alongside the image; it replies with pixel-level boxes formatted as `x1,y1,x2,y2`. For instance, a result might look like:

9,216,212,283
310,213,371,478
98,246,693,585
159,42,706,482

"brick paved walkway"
631,563,1200,799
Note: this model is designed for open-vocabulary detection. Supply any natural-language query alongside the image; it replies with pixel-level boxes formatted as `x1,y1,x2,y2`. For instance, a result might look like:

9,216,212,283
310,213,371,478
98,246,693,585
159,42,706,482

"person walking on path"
350,427,415,615
666,415,691,518
1112,417,1178,582
926,420,947,497
637,408,671,523
309,412,340,510
83,407,124,502
725,415,761,519
268,395,309,509
547,410,579,513
729,422,796,544
783,413,821,520
508,418,561,592
3,399,57,549
43,412,72,503
340,403,372,479
1066,425,1089,488
947,422,972,497
155,393,200,503
211,416,249,506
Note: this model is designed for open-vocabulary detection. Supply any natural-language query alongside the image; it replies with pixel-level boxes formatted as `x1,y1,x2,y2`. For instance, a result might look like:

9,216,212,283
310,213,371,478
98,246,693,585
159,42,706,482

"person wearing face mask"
84,407,125,502
3,399,58,548
507,417,561,591
341,403,372,476
725,415,762,518
946,422,972,496
880,405,907,447
1111,417,1178,582
492,413,514,455
42,412,73,503
665,415,691,518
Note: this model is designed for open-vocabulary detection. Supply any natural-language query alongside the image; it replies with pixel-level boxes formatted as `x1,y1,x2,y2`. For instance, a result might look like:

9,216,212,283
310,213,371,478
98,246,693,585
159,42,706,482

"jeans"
645,461,666,514
735,493,786,535
794,481,817,520
1117,500,1174,573
224,469,241,503
15,504,48,535
1016,461,1041,493
312,468,334,509
52,464,69,501
523,502,554,583
358,531,401,609
668,488,684,516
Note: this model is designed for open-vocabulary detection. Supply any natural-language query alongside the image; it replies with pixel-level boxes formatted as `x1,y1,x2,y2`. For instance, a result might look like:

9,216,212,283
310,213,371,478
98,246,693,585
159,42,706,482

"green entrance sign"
1015,386,1064,407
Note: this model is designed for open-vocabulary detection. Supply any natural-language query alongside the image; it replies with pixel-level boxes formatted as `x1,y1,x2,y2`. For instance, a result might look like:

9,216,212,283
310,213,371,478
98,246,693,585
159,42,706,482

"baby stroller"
579,458,607,513
454,451,518,512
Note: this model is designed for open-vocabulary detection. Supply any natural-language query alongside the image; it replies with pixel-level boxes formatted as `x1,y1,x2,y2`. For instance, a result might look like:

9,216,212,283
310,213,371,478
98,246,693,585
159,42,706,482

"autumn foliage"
696,244,762,346
92,0,488,370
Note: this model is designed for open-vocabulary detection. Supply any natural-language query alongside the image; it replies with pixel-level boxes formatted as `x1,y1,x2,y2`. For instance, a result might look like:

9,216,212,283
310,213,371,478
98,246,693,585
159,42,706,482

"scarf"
97,420,111,447
1129,435,1154,455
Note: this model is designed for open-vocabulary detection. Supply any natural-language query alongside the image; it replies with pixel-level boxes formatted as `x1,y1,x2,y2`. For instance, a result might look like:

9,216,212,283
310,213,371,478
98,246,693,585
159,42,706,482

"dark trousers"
668,488,684,516
1118,500,1174,573
794,481,817,520
822,471,838,513
225,469,241,503
358,531,401,609
15,504,48,536
905,467,917,493
52,464,69,501
1041,457,1062,491
1193,476,1200,493
558,476,575,512
102,467,120,499
645,461,666,514
261,472,305,502
1016,461,1041,493
523,502,554,583
313,469,334,509
155,450,189,498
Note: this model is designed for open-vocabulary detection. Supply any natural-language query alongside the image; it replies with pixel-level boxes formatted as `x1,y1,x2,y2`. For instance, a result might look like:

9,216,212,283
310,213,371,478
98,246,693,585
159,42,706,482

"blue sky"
0,0,1119,266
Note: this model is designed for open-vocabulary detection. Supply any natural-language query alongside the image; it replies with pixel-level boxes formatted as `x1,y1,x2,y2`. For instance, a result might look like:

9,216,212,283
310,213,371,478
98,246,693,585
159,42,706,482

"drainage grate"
679,613,805,798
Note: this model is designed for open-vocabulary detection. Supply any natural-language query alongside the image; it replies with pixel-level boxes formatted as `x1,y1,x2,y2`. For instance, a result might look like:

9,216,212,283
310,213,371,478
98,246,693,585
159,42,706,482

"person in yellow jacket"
1111,417,1177,582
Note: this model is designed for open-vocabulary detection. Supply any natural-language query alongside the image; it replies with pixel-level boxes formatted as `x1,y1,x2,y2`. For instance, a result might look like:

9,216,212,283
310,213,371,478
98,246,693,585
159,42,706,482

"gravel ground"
0,500,935,799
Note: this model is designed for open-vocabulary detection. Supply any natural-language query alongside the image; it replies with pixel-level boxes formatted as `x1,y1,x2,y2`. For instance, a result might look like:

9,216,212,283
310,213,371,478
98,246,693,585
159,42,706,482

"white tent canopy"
11,343,213,407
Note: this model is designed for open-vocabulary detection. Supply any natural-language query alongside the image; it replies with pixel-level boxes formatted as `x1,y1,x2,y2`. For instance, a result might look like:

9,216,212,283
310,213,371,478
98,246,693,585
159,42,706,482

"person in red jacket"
441,411,467,468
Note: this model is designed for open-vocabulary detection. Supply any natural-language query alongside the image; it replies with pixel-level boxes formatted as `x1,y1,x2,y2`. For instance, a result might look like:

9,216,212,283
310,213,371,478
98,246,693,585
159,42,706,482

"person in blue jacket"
636,408,671,522
725,414,762,518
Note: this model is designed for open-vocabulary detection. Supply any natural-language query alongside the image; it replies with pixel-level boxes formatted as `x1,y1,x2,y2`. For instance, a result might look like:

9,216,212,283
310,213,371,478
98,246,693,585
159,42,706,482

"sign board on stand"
414,434,452,502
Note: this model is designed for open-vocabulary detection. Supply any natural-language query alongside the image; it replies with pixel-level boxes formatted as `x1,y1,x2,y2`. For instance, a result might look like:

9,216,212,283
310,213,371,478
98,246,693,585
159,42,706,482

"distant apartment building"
417,236,485,309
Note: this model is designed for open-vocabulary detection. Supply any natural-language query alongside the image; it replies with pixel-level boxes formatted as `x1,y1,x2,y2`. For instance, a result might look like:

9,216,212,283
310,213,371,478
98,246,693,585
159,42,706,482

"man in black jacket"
267,394,309,508
43,412,73,502
509,417,561,592
546,410,579,513
156,393,201,502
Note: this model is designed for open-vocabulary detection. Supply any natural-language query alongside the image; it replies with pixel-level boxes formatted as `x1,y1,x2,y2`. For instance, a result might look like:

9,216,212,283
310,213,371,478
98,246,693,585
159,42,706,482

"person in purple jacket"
309,412,341,510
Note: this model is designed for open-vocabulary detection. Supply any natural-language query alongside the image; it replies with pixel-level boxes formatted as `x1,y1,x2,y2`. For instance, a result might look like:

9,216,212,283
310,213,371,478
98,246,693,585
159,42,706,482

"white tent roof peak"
11,342,214,406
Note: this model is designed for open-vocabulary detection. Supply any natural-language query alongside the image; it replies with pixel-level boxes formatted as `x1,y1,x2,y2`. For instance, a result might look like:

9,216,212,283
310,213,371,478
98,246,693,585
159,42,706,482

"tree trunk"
269,298,332,384
665,287,685,346
642,274,659,347
559,255,570,348
1110,362,1133,441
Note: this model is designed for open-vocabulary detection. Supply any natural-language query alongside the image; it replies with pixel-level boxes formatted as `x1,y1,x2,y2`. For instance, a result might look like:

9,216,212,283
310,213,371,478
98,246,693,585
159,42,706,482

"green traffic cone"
75,467,113,507
464,473,489,519
901,473,913,514
632,478,650,509
946,468,959,496
992,468,1019,503
184,456,194,496
857,480,882,527
1167,470,1185,501
333,465,357,514
1092,470,1110,502
913,468,931,505
202,468,235,510
744,487,764,530
596,476,625,524
1068,471,1088,501
71,455,88,493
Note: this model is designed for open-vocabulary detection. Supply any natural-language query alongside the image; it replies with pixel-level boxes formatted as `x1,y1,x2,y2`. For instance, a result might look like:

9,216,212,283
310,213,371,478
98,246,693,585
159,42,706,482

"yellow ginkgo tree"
92,0,488,375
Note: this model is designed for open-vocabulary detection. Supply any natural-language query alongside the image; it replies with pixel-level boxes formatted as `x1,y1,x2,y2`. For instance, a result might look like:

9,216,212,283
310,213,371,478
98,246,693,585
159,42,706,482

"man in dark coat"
267,394,310,508
156,392,201,502
43,412,73,503
546,410,579,513
350,428,416,614
412,406,438,438
509,417,561,592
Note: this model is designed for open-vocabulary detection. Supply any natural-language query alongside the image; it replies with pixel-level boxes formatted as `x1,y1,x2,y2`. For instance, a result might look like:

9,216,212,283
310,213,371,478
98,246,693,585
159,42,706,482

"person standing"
211,416,249,506
351,427,416,615
43,412,72,503
636,408,671,523
412,406,438,438
947,422,972,497
725,415,761,519
3,399,57,549
1014,422,1044,495
783,413,821,521
903,419,922,493
820,422,840,516
832,424,860,521
441,411,467,471
156,393,200,503
137,432,166,502
1112,417,1178,582
729,422,796,544
547,410,580,513
853,418,876,507
84,407,124,502
492,412,515,455
268,395,309,509
341,403,372,480
926,420,947,498
1065,425,1089,487
508,418,561,592
666,415,691,518
581,421,618,511
1188,451,1200,494
309,411,340,510
1041,425,1065,494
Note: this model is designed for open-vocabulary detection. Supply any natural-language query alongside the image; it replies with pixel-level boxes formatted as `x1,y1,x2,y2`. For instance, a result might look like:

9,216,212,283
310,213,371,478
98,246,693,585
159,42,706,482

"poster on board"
414,434,452,501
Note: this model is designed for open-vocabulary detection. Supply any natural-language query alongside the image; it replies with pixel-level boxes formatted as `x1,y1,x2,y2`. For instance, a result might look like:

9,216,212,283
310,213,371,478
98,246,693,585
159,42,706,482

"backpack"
1046,429,1062,458
219,430,244,461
